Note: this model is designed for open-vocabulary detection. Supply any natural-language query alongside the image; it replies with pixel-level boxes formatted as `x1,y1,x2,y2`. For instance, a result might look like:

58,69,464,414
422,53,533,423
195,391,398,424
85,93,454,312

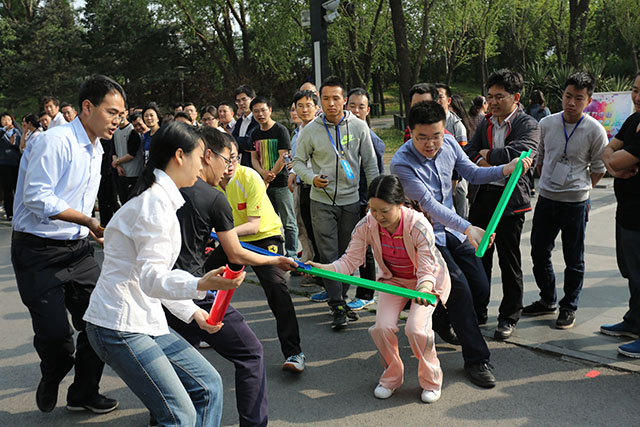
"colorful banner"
583,91,633,140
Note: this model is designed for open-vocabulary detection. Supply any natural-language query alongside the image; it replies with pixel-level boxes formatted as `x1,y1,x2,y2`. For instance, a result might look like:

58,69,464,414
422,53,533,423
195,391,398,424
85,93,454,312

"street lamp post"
176,66,187,104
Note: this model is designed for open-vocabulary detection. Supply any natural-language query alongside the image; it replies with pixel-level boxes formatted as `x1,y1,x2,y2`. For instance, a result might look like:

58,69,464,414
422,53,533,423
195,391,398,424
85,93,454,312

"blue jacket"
0,126,22,166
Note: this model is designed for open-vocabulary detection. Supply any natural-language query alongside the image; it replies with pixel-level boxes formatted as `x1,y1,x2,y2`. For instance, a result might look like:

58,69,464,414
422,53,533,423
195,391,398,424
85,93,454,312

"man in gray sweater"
293,76,379,330
523,71,608,329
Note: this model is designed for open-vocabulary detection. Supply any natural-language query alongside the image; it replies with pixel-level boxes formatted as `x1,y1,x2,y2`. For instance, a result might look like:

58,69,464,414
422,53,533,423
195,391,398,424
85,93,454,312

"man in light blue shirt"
11,75,126,415
391,101,531,389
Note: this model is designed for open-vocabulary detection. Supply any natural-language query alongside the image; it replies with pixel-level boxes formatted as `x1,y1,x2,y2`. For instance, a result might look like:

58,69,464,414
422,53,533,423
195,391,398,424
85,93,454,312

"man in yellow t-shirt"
205,138,305,373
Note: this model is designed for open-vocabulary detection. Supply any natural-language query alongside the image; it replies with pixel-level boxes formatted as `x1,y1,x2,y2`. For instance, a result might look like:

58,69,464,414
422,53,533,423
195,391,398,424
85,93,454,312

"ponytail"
130,161,157,199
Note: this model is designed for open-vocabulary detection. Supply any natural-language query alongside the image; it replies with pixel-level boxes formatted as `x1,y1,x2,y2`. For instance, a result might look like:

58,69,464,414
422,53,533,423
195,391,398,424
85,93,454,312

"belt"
12,230,79,247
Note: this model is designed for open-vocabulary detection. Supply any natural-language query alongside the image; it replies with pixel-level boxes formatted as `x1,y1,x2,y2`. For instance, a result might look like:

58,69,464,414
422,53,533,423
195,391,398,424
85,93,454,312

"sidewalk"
287,177,640,373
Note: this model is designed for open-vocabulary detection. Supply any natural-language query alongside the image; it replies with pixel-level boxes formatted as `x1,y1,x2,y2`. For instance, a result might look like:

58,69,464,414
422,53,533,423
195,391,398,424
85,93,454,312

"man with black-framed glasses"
465,68,540,341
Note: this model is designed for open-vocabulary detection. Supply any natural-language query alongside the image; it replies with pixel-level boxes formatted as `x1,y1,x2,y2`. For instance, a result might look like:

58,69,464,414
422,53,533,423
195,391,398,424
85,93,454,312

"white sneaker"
421,389,441,403
373,384,393,399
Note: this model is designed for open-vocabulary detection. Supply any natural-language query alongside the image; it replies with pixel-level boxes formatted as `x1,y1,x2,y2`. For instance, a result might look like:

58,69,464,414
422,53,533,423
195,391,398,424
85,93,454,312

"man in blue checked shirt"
11,75,126,415
391,101,532,389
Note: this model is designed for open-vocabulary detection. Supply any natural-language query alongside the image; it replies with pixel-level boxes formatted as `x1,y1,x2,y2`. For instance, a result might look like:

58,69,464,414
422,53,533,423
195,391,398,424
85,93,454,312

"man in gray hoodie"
293,76,379,330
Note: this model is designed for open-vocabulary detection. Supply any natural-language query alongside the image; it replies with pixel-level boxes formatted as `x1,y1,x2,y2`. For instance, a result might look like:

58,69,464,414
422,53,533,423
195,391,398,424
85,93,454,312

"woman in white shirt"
84,121,244,426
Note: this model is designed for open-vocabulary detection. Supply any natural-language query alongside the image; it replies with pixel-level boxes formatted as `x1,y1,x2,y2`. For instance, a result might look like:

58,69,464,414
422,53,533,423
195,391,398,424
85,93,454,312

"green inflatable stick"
475,149,532,258
301,266,437,305
209,232,437,304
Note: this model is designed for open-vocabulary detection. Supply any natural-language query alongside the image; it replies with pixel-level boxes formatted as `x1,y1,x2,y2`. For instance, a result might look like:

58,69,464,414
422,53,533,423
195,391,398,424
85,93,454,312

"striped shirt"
379,213,416,279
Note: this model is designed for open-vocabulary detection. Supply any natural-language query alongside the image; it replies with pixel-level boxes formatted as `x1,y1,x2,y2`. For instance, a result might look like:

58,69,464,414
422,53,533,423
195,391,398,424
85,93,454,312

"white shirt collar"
153,168,185,210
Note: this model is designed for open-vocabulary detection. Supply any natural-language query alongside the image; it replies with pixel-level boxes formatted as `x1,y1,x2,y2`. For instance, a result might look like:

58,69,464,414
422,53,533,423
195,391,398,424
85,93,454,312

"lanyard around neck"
323,114,345,157
562,113,584,155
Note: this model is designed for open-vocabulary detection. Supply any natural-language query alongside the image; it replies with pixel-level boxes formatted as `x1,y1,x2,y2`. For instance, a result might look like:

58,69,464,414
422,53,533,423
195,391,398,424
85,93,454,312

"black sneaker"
36,378,60,413
556,308,576,329
494,320,516,340
433,324,461,345
331,306,349,330
464,362,496,388
67,394,119,414
345,307,360,322
522,300,557,316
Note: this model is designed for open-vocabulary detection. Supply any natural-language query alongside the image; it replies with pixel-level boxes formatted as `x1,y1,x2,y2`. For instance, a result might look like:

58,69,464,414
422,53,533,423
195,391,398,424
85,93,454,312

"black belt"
12,230,79,247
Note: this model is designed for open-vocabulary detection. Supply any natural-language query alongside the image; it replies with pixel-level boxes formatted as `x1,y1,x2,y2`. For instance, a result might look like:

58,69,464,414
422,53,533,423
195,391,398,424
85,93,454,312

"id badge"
340,159,355,179
549,159,570,186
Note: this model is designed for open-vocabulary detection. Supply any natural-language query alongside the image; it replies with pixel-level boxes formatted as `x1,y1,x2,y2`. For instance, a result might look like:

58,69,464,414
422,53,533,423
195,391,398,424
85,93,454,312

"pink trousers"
368,278,442,392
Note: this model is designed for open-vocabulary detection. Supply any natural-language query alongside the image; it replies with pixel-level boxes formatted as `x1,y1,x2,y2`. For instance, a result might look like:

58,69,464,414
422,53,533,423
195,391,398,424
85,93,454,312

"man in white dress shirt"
42,96,67,128
11,75,126,415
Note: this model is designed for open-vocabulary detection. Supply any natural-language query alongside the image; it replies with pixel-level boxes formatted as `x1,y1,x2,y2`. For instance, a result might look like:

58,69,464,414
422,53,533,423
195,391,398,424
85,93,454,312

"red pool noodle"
206,265,245,325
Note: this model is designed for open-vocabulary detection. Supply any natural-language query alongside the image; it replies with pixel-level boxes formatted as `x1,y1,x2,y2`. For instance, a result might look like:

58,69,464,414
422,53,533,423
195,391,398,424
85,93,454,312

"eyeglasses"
235,96,251,104
413,134,444,144
211,149,232,167
486,93,511,103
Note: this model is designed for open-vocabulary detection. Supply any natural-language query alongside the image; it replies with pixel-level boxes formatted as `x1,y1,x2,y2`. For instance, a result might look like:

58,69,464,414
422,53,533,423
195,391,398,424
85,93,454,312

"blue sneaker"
618,339,640,358
310,290,328,303
600,322,639,339
282,352,306,373
346,298,374,311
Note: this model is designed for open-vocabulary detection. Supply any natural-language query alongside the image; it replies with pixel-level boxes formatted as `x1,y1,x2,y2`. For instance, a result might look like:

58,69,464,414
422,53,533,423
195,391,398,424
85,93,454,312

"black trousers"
0,164,19,218
469,185,526,324
355,203,375,300
11,233,104,402
436,232,491,365
203,236,302,358
97,173,120,226
165,304,268,427
117,175,138,204
298,184,319,261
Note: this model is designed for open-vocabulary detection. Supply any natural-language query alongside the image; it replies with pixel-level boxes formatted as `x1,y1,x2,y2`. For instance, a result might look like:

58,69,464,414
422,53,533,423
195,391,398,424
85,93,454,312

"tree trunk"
480,42,488,95
567,0,590,67
389,0,412,116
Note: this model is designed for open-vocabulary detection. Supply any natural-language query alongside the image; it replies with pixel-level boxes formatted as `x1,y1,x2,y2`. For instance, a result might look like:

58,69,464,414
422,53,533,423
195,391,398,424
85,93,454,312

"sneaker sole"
282,363,304,373
600,328,639,339
555,321,575,329
66,402,119,414
331,322,348,330
310,298,328,303
618,347,640,358
348,302,374,311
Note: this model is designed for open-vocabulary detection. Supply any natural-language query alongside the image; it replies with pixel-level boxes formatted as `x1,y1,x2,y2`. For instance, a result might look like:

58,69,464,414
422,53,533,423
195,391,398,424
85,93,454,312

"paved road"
1,179,639,426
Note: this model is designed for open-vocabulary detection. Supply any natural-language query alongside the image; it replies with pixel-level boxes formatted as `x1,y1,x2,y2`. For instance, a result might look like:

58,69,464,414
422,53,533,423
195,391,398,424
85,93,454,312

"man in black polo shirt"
164,127,297,427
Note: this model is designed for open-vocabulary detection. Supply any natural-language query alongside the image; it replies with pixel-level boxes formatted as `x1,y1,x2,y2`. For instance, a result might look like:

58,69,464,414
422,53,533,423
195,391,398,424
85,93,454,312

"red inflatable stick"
206,265,245,325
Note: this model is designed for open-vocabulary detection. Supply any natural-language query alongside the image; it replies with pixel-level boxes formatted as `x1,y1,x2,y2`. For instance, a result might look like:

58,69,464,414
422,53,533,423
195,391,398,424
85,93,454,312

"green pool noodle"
300,266,437,305
475,149,532,258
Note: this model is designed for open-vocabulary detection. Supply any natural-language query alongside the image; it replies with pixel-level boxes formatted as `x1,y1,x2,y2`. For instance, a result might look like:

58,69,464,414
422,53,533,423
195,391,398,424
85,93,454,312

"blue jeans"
530,196,588,311
87,323,223,426
616,222,640,332
267,185,299,258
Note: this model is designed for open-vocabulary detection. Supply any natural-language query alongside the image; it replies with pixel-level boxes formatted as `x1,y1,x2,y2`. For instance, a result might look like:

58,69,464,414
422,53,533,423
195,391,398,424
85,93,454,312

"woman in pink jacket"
311,174,451,403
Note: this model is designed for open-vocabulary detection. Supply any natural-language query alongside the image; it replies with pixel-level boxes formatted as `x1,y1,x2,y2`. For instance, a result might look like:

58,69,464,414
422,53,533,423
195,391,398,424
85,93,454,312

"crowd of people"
3,68,640,426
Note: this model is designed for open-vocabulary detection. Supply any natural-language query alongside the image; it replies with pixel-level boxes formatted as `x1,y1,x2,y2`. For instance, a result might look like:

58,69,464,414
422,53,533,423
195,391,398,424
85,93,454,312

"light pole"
310,0,340,86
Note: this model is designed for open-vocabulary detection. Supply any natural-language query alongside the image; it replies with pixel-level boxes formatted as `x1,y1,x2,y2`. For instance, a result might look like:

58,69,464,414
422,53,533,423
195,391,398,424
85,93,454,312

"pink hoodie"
331,206,451,304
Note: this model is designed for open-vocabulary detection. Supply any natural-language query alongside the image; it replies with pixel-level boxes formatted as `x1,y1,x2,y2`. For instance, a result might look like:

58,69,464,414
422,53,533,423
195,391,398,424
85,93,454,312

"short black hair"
250,96,271,110
293,90,318,106
172,103,183,110
60,102,74,110
319,75,347,97
174,111,191,121
42,96,59,107
435,83,452,98
486,69,523,94
222,130,238,151
218,101,235,111
78,74,126,110
129,111,143,123
409,83,438,102
199,126,231,154
408,101,446,129
23,113,40,128
183,102,196,109
564,71,596,97
38,111,48,118
234,85,256,99
347,87,371,105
